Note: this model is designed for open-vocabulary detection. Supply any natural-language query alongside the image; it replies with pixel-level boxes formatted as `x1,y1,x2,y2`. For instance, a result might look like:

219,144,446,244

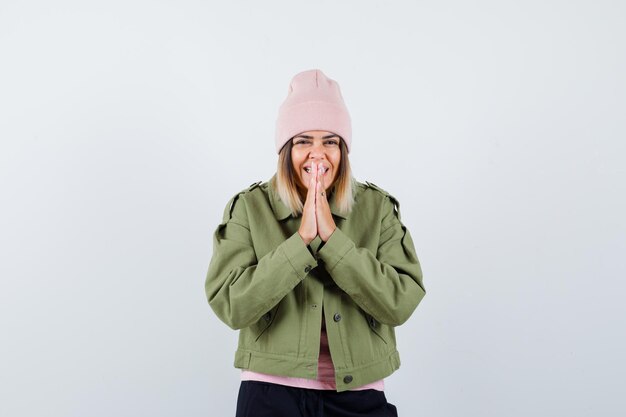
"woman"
205,69,426,417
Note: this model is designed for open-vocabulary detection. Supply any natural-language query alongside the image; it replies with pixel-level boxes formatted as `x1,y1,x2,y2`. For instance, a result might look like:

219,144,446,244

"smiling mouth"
303,166,329,174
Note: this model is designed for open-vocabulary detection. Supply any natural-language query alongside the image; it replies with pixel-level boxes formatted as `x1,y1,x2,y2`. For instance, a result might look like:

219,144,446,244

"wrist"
298,231,315,245
321,226,336,242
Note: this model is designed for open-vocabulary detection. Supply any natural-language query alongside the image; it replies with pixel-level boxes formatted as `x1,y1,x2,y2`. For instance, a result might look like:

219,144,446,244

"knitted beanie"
275,69,352,154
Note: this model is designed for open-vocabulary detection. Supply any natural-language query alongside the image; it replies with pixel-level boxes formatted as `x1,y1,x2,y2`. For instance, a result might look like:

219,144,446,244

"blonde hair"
271,138,356,217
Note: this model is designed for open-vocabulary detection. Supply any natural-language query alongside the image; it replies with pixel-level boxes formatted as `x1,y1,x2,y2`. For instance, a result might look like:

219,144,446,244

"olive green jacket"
204,176,425,392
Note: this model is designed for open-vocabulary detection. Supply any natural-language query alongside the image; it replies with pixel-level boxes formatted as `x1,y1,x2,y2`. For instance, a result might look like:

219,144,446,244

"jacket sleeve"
204,193,318,330
316,195,425,326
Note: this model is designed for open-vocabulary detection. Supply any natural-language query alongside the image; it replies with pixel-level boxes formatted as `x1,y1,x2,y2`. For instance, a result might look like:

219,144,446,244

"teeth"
304,167,328,173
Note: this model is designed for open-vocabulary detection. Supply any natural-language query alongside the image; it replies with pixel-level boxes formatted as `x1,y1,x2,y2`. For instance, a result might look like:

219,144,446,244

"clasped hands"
298,161,337,245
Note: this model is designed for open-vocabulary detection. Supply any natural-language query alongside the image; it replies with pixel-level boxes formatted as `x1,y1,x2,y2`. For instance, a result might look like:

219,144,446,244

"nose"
308,141,326,159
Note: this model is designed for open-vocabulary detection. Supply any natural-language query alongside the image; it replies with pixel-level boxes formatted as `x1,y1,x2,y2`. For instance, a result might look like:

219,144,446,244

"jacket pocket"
251,304,280,342
364,313,388,345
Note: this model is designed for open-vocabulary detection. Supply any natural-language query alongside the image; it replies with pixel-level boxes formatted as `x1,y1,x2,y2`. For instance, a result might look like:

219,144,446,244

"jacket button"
343,375,353,384
304,265,312,273
333,313,342,322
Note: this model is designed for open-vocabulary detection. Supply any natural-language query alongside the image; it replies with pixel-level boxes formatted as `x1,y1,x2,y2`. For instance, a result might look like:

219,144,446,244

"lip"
302,163,330,174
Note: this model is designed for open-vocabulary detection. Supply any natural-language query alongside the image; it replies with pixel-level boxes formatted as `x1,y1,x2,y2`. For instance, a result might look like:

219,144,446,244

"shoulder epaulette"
365,181,402,220
247,181,262,191
225,181,262,220
365,181,386,194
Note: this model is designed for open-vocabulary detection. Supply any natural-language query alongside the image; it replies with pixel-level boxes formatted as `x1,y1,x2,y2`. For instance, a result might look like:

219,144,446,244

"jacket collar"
268,174,348,221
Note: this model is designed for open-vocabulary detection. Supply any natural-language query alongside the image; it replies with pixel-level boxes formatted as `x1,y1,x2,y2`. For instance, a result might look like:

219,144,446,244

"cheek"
291,152,304,168
290,156,301,172
332,155,342,173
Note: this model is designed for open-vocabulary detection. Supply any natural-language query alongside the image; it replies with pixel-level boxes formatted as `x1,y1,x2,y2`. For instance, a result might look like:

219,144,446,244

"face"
290,130,342,194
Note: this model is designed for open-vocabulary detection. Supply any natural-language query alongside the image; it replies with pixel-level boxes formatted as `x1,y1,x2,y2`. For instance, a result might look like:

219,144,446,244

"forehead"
293,130,340,139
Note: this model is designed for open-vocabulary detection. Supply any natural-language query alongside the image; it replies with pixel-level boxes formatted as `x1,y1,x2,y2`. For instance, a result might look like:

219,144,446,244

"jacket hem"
234,348,400,393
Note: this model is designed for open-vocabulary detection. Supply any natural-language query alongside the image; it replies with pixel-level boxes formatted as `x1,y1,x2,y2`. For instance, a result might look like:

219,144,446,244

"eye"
325,140,338,146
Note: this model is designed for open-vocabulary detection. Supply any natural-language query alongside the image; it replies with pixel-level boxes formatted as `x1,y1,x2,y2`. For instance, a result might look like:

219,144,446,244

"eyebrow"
293,134,339,140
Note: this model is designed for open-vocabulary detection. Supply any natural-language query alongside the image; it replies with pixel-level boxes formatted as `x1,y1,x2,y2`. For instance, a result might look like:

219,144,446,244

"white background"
1,1,625,416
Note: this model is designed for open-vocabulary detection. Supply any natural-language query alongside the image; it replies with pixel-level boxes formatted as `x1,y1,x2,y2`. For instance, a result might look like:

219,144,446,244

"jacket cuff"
281,231,318,280
317,227,354,272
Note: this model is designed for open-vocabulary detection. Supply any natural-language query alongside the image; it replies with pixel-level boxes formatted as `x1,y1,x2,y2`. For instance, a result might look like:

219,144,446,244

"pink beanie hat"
275,69,352,154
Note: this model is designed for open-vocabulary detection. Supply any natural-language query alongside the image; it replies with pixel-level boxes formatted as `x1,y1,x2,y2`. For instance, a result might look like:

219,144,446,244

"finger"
306,161,317,206
316,164,325,206
315,164,321,203
318,164,326,195
316,181,329,215
316,165,329,205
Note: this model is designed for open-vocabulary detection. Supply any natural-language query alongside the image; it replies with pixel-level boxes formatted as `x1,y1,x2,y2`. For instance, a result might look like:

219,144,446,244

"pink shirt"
241,328,384,391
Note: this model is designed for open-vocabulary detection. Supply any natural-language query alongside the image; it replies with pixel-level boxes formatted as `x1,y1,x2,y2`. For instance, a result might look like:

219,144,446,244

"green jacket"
204,176,425,392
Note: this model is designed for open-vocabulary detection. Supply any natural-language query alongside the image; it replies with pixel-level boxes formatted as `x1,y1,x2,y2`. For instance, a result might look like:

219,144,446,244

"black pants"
235,381,398,417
